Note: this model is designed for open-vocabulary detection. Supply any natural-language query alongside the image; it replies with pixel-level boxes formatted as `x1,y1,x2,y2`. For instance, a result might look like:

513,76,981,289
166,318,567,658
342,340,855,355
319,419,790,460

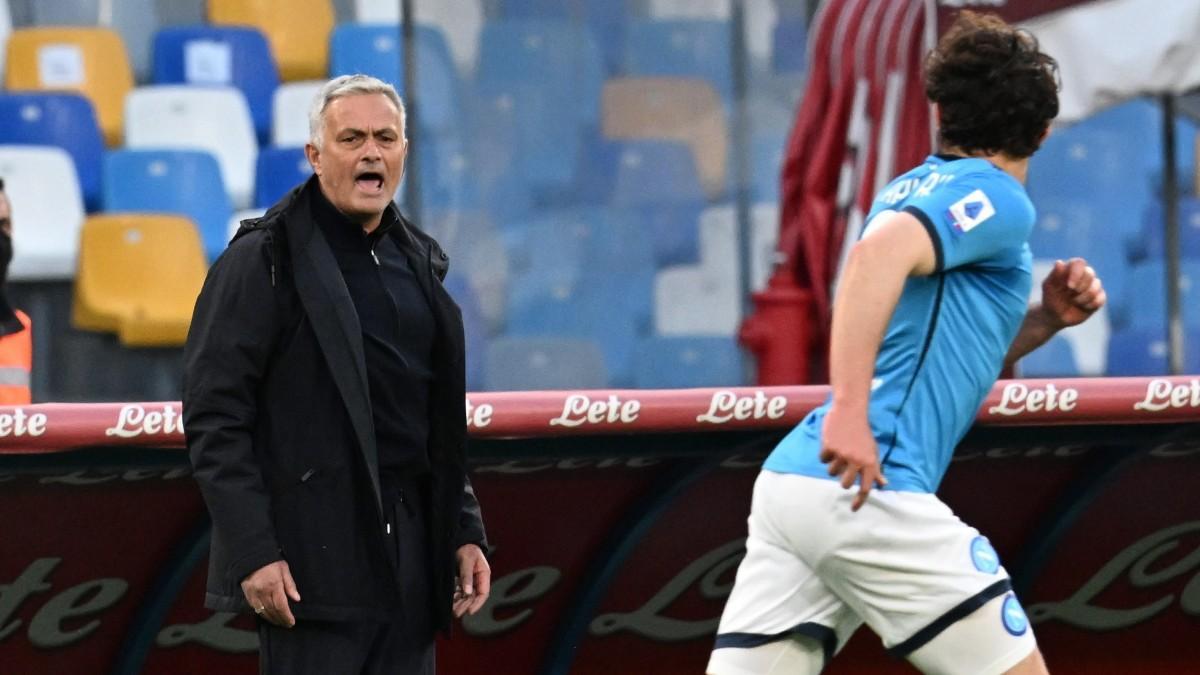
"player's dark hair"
925,11,1059,159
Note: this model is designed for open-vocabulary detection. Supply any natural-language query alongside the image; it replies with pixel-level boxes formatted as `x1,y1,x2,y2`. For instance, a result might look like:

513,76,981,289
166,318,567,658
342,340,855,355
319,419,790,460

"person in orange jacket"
0,178,32,405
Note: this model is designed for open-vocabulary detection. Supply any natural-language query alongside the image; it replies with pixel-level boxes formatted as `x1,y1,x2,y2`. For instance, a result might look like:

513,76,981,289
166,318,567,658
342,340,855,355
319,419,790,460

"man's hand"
453,544,491,618
1041,258,1106,329
241,560,300,628
820,405,887,512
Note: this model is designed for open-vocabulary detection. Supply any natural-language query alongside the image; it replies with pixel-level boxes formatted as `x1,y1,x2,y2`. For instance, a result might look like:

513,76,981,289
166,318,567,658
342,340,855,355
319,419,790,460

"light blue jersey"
764,155,1034,493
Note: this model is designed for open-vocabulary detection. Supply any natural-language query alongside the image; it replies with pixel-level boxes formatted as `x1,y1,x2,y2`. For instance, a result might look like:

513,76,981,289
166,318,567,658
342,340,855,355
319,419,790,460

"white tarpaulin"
1021,0,1200,122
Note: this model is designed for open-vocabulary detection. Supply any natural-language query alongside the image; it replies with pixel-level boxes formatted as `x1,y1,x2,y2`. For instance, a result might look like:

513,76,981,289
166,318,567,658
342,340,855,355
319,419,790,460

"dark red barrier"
1,376,1198,674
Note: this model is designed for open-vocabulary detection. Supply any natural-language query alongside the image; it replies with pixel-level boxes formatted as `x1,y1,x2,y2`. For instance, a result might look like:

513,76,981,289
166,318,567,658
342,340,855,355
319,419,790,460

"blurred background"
0,0,1195,403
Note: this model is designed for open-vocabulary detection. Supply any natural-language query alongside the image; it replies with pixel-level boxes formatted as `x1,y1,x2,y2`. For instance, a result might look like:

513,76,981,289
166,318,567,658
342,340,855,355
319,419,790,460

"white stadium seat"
124,85,257,209
654,265,739,336
697,203,781,293
0,145,85,280
271,79,323,147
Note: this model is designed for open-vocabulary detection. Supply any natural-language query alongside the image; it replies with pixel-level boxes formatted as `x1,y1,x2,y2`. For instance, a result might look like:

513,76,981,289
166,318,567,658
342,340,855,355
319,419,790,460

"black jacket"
183,177,487,630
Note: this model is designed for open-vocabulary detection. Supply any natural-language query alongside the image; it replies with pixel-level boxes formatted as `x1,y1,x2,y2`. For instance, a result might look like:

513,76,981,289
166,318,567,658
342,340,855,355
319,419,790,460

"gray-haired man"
184,74,490,674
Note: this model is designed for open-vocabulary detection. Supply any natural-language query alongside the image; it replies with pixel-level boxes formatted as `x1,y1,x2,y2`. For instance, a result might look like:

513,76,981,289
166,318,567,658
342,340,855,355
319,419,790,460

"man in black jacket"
183,74,489,675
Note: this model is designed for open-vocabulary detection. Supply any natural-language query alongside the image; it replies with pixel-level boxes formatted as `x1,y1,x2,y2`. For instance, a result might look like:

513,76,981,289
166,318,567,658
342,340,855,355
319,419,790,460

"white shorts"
713,471,1036,673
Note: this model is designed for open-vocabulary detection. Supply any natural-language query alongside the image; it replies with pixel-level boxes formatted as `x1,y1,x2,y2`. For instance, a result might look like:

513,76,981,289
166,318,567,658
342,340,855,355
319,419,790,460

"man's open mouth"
355,172,385,193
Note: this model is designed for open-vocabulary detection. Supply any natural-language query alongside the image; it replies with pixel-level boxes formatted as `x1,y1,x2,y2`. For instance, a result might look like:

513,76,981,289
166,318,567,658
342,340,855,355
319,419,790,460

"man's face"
306,93,407,229
0,193,11,238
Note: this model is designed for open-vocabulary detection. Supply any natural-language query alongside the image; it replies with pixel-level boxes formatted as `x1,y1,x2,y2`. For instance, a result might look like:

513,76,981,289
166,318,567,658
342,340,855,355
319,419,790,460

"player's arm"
822,211,937,511
1003,258,1106,368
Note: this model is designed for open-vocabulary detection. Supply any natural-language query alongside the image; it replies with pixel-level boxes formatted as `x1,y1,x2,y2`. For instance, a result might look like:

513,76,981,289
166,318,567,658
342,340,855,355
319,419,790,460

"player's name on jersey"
549,394,641,427
1132,378,1200,412
987,382,1079,416
695,390,788,424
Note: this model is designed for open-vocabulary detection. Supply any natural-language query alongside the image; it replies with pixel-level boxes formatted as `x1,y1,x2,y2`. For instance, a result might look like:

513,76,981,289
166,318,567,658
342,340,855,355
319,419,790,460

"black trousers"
259,481,435,675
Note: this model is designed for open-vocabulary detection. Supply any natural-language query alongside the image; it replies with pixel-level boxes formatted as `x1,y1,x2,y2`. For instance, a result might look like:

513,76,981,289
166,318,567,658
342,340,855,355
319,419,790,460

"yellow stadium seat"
4,27,134,146
602,77,729,200
208,0,334,82
73,214,208,348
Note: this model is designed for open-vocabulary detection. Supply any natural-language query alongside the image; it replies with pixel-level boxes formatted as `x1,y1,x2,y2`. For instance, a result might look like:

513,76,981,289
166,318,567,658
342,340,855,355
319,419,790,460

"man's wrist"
1031,302,1067,332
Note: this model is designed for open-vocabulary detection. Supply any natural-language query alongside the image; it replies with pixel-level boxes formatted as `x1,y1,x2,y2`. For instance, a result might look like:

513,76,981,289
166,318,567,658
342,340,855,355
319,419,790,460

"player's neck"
940,146,1030,185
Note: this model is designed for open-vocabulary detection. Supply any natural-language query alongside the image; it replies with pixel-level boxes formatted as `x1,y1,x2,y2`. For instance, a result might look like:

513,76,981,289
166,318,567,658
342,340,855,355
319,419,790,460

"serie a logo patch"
945,189,996,233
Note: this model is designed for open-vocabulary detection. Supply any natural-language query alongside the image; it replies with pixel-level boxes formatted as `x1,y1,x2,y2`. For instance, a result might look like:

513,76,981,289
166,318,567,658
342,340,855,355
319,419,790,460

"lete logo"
988,383,1078,416
1133,379,1200,412
549,394,640,428
695,390,787,425
0,408,47,437
104,404,184,438
1027,521,1200,630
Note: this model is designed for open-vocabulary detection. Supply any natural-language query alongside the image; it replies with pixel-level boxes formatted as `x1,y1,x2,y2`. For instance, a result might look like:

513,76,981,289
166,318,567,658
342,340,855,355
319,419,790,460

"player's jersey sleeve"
899,172,1032,272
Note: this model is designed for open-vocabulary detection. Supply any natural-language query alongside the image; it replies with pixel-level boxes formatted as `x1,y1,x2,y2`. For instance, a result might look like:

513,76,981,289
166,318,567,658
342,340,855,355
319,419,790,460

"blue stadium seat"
1018,334,1079,377
609,140,705,266
772,15,807,74
751,132,786,203
255,147,312,208
625,19,733,105
103,149,233,261
444,273,487,390
1105,327,1200,376
0,93,104,210
506,276,650,386
1114,260,1200,330
497,2,624,72
476,19,605,130
1028,197,1125,295
1127,198,1200,264
469,82,580,203
329,23,462,137
633,336,744,388
484,336,608,391
152,25,280,144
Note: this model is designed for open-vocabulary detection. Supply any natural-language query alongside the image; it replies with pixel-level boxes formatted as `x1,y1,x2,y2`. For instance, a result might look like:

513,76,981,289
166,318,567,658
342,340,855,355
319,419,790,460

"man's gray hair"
309,74,407,148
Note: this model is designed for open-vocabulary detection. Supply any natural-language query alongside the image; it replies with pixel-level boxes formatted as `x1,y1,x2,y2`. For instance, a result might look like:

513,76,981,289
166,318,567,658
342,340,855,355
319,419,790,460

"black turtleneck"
311,185,435,485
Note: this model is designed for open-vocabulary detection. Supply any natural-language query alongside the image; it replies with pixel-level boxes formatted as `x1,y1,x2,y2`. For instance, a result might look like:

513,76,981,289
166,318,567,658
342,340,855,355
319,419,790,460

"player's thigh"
711,472,861,671
816,489,1025,662
906,592,1040,675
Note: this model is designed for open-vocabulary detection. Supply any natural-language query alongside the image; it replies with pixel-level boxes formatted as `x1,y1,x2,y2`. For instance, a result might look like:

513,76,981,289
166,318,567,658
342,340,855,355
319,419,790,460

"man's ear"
305,143,322,177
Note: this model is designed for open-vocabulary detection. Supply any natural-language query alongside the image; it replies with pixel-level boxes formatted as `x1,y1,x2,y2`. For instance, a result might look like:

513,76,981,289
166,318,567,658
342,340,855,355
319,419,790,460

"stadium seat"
1028,197,1125,294
207,0,334,81
152,26,280,144
633,336,744,388
1128,198,1200,263
601,77,728,200
103,149,234,262
1104,327,1200,376
624,20,733,105
772,15,808,74
751,132,787,203
0,93,104,211
0,0,10,78
354,0,483,76
1115,261,1200,330
3,27,134,146
255,147,312,209
476,19,605,131
506,277,649,386
1018,334,1080,378
0,145,86,281
272,80,323,147
328,23,462,136
608,140,705,266
72,214,207,347
420,209,509,334
124,85,258,209
31,0,159,82
654,265,738,336
469,82,580,203
697,203,780,292
484,336,607,391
